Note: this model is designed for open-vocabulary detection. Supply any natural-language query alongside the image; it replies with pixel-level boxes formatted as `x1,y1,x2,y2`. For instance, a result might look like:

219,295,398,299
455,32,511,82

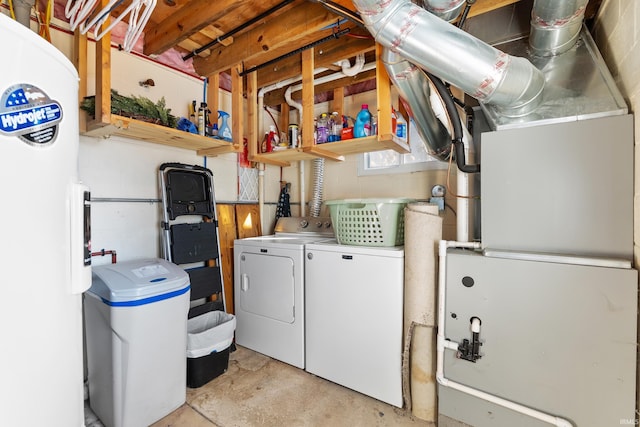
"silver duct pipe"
424,0,465,22
308,159,325,217
382,48,451,160
529,0,589,57
351,0,545,117
14,0,35,27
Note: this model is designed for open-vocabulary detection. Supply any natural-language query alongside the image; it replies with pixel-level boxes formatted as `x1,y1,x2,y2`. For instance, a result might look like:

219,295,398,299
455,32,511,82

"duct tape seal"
0,83,63,147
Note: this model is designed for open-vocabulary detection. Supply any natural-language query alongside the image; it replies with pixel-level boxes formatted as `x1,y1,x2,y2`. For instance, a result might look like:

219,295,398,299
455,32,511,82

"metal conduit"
351,0,545,117
424,0,466,22
529,0,589,57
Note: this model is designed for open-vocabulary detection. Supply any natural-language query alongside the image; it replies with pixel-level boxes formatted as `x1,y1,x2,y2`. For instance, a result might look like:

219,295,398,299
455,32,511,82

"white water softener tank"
84,259,190,427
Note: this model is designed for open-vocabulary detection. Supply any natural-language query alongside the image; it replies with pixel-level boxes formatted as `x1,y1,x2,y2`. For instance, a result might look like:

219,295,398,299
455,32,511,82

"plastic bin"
84,259,190,427
325,198,415,246
187,310,236,388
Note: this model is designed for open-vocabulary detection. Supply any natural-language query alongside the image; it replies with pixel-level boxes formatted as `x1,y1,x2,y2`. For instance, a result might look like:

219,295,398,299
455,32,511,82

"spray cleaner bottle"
218,110,232,141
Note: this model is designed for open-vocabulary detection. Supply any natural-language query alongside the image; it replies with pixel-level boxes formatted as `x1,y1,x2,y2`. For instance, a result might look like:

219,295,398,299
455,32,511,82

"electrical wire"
445,202,457,216
346,33,373,39
445,144,480,200
8,0,16,19
37,0,52,42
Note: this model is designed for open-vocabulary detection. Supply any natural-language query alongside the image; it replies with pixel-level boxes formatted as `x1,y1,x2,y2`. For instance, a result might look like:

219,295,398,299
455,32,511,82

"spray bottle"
218,110,232,141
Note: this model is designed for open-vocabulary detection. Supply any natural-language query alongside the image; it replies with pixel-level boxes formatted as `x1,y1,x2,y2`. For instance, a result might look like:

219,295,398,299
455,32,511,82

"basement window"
357,120,448,175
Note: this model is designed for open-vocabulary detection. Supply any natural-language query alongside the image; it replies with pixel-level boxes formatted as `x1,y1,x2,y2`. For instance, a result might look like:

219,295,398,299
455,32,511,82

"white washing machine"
233,217,333,368
305,241,404,407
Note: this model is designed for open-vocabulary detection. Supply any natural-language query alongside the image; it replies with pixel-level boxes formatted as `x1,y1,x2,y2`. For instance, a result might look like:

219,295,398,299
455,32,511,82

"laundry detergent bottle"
354,104,372,138
218,110,232,141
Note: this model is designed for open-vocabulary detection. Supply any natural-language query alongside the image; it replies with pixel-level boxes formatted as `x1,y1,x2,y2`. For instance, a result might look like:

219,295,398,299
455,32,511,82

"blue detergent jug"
217,111,232,142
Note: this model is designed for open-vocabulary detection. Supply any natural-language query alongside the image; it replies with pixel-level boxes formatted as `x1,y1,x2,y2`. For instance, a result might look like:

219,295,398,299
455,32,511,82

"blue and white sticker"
0,84,63,146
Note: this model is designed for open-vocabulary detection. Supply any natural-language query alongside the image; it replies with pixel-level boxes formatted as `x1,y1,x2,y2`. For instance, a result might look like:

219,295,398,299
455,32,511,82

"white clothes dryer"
233,217,333,368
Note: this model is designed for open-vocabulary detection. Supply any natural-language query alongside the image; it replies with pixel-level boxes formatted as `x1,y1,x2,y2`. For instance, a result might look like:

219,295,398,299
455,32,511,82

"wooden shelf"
249,134,409,167
82,114,239,155
75,27,241,157
245,43,409,167
309,134,410,156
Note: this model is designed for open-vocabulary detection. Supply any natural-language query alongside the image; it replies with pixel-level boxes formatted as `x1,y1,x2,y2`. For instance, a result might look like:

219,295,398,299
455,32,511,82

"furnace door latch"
457,317,482,363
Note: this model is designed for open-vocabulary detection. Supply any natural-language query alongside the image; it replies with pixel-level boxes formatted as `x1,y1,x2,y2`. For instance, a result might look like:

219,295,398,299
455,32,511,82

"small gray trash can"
186,310,236,388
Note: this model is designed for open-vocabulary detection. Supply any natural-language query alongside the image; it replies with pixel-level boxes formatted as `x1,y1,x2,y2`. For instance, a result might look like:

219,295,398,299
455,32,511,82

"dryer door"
237,251,295,323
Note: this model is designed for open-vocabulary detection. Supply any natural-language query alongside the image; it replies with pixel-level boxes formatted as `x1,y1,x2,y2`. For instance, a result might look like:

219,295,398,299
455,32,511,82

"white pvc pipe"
257,95,265,225
258,67,329,98
258,164,265,232
287,62,376,94
456,125,473,242
333,54,366,77
299,161,306,216
283,62,375,215
456,168,469,242
436,240,574,427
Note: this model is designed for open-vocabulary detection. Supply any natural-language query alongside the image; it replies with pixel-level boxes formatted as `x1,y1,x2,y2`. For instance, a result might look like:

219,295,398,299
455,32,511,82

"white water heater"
0,14,91,427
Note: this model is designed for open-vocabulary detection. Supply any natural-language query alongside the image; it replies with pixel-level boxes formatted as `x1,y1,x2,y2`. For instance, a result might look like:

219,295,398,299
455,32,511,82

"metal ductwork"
351,0,545,117
423,0,466,22
381,48,451,161
529,0,589,56
14,0,35,28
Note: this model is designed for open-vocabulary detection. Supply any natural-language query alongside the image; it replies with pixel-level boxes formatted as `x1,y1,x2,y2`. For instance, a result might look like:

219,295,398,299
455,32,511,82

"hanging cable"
426,71,480,174
311,0,365,27
457,0,476,29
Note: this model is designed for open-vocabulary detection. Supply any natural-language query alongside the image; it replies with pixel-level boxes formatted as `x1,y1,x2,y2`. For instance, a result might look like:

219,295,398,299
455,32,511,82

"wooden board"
235,204,262,239
216,204,237,314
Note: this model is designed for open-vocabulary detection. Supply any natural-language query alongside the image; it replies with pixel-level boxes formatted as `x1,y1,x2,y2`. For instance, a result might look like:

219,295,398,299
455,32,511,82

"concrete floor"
150,345,441,427
86,345,469,426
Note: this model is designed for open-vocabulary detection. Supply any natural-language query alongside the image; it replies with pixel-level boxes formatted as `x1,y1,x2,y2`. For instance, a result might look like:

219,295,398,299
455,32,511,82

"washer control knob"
315,221,323,228
300,219,309,228
324,222,332,228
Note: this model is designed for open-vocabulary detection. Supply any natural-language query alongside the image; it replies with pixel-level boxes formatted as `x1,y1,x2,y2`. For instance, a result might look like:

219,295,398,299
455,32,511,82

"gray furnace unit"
438,16,637,427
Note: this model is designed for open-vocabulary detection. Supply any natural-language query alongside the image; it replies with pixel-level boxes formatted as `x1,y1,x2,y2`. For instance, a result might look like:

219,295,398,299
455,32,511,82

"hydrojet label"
0,84,63,146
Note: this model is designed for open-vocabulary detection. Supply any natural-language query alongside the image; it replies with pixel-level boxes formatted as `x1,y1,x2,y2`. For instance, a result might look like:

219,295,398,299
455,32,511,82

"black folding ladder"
159,162,225,317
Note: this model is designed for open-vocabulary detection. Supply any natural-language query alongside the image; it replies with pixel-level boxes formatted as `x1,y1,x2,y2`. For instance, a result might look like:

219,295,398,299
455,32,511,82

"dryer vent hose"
309,158,325,217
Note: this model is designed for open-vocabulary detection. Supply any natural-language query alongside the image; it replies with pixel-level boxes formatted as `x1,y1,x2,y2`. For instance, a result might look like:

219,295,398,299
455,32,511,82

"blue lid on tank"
89,258,190,304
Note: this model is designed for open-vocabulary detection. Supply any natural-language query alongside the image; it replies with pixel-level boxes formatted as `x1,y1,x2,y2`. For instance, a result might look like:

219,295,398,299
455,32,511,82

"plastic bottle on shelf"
391,107,398,135
317,113,329,144
218,110,232,141
313,117,317,145
197,102,207,136
328,112,341,142
353,104,372,138
395,110,407,140
265,125,279,151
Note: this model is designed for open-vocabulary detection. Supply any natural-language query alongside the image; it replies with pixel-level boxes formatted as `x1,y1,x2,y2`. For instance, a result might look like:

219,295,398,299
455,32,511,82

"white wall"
79,135,238,266
77,41,240,267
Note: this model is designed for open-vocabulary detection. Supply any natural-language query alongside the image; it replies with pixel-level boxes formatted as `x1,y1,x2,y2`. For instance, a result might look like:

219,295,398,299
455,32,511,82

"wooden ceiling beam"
193,0,356,77
144,0,246,56
467,0,522,18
